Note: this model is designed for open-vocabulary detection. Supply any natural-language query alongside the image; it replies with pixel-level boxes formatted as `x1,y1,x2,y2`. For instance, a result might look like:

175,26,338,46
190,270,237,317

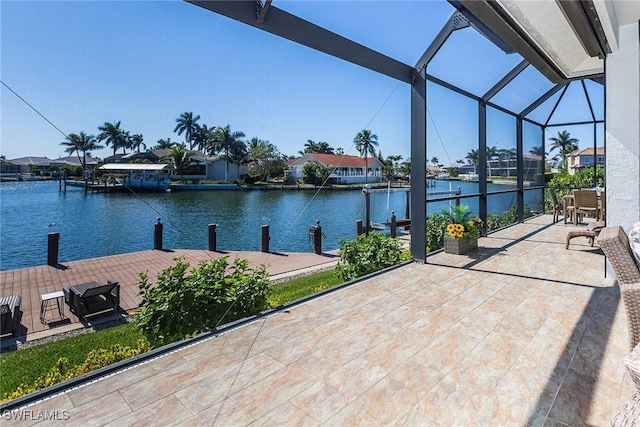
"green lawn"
0,322,144,399
0,268,343,401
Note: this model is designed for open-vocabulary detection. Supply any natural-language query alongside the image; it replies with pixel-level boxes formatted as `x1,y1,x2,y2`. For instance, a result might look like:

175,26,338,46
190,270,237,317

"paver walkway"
1,215,633,425
0,249,339,340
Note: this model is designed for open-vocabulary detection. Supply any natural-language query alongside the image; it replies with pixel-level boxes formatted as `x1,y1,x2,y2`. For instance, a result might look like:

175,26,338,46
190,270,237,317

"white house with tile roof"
285,153,385,184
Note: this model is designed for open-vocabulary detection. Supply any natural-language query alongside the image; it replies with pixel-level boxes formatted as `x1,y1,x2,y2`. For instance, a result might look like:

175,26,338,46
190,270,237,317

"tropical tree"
189,124,214,154
548,130,579,171
383,155,403,181
214,125,245,181
174,112,201,150
160,145,192,183
154,138,178,149
430,157,439,168
529,146,547,157
97,121,128,156
316,141,334,154
486,146,498,179
227,138,249,181
399,157,411,182
335,147,344,155
248,138,283,181
497,148,514,177
302,162,330,185
60,131,104,178
465,149,479,166
130,134,146,153
353,129,379,183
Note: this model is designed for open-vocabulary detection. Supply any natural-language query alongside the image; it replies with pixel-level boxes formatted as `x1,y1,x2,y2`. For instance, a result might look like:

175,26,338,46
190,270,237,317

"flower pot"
444,235,478,255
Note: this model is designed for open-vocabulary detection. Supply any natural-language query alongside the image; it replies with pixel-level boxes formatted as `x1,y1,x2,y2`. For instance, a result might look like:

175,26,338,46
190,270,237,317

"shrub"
135,256,270,346
2,340,150,402
426,211,449,253
337,232,407,281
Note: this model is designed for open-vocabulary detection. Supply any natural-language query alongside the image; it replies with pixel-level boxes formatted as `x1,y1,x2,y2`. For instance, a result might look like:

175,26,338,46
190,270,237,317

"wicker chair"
573,189,599,225
600,226,640,426
597,226,640,351
548,187,562,223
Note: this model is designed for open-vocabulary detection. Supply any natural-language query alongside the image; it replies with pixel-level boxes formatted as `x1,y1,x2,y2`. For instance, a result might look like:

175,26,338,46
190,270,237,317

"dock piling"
154,218,163,250
47,232,60,266
208,224,217,251
261,225,270,253
391,211,397,238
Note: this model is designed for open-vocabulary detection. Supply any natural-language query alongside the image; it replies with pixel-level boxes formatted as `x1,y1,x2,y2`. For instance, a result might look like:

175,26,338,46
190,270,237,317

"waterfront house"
108,149,248,181
286,153,385,184
567,146,605,175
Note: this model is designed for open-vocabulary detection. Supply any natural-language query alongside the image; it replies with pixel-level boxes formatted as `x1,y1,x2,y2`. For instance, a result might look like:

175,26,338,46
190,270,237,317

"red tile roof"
290,153,382,168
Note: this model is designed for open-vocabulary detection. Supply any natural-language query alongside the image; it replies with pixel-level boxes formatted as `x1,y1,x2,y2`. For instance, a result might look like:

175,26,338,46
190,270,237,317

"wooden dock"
0,249,339,340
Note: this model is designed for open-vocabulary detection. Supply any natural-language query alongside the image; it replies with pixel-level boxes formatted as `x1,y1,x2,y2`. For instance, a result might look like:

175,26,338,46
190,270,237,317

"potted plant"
443,205,483,255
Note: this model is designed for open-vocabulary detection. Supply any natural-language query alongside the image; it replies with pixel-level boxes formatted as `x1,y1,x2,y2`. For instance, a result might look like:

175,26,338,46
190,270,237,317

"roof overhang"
450,0,612,83
99,163,171,171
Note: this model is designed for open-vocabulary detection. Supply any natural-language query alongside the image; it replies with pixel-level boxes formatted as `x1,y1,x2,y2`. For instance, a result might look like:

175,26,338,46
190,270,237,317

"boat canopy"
99,163,171,171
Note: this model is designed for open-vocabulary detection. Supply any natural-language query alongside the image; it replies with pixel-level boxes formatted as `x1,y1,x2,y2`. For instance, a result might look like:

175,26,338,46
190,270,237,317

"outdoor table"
40,290,65,323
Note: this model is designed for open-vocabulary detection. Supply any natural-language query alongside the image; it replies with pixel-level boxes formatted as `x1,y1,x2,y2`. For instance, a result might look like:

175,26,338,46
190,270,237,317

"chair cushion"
626,342,640,390
628,222,640,270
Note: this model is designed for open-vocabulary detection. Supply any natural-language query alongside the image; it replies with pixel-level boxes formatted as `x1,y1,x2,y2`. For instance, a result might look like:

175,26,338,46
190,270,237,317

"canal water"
0,180,528,271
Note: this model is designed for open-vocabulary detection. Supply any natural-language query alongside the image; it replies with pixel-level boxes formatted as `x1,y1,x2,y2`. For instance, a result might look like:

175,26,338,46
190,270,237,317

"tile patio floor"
2,215,633,425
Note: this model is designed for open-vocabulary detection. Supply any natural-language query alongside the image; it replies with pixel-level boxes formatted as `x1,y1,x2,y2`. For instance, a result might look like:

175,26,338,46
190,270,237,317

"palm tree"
316,141,334,154
353,129,379,183
130,134,146,153
60,131,104,179
174,112,200,150
549,130,579,171
97,121,128,156
335,147,344,155
214,125,245,181
154,138,177,149
227,138,249,181
193,124,216,154
529,146,547,157
160,145,192,183
299,139,320,156
465,149,479,167
486,146,498,179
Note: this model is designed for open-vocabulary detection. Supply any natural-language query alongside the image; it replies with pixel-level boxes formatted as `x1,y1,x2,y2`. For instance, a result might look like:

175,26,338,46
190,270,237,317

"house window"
583,157,592,164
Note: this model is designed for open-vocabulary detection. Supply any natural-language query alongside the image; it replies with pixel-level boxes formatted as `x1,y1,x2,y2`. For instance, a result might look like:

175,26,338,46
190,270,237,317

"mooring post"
261,225,270,253
154,218,163,250
363,184,371,235
47,232,60,266
208,224,217,251
456,186,461,207
356,220,363,236
313,220,322,254
391,210,397,238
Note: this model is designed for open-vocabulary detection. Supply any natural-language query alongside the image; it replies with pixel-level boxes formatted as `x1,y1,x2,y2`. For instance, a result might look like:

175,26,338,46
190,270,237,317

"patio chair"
597,226,640,351
572,189,599,225
565,221,605,249
613,319,640,426
548,187,562,223
63,280,120,318
0,295,21,336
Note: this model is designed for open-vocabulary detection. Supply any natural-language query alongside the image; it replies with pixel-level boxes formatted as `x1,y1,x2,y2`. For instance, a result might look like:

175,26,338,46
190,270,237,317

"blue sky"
1,0,603,164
